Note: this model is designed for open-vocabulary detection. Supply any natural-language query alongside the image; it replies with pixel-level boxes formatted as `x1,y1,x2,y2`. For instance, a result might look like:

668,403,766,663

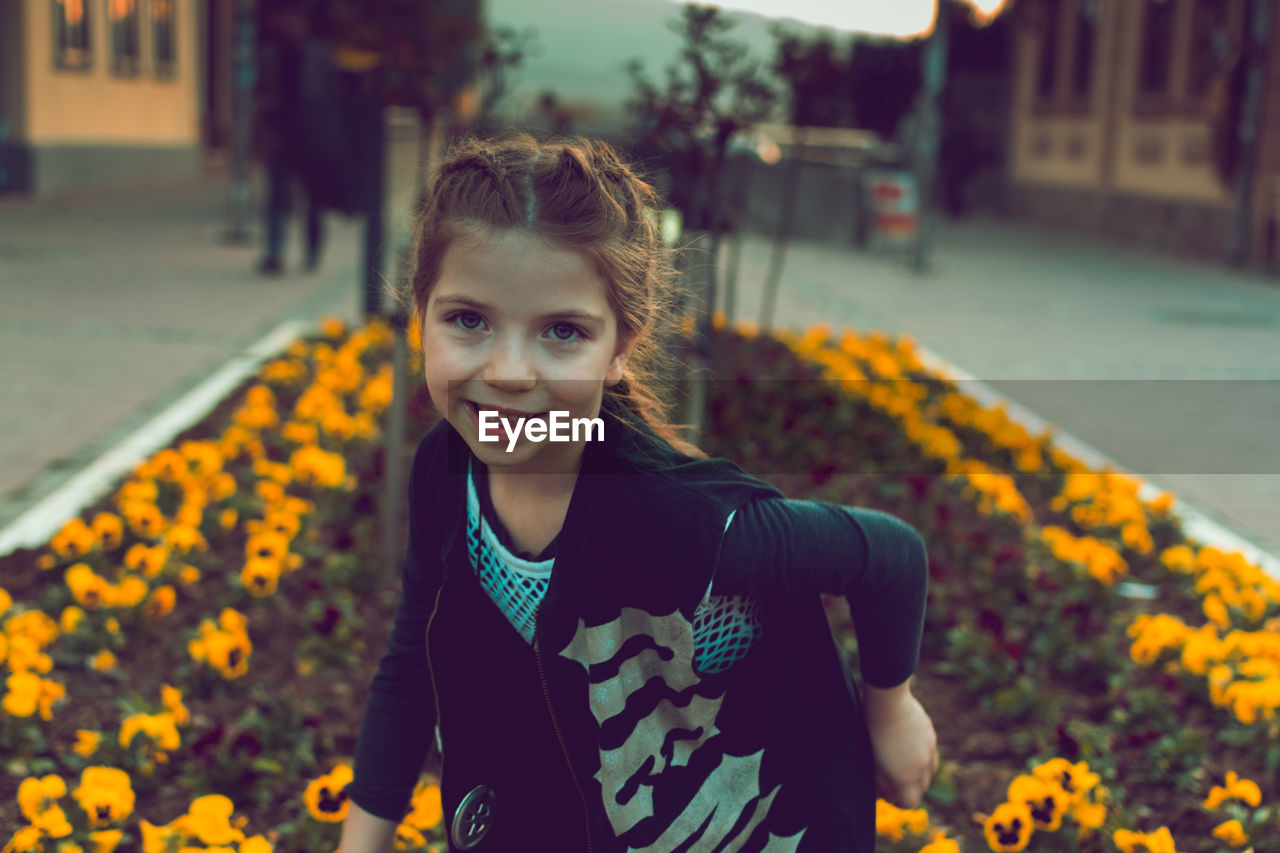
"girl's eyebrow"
432,295,606,326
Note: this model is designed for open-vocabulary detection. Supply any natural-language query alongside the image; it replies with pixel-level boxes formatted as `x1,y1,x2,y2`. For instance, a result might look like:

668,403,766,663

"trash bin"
862,169,918,252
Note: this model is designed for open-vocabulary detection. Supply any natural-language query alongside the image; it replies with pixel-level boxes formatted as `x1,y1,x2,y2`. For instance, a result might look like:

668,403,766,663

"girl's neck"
483,442,586,502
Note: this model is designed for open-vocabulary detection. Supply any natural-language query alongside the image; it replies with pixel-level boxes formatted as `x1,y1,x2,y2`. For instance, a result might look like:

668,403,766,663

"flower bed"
1,318,1275,851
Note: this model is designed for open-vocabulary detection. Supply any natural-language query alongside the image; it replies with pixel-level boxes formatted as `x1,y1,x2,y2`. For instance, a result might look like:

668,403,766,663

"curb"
0,320,312,557
911,344,1280,582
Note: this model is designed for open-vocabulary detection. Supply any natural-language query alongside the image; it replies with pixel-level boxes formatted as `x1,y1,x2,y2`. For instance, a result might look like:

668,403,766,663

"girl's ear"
606,332,635,386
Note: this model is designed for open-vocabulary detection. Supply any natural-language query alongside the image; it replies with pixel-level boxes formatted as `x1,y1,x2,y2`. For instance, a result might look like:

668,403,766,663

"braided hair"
405,132,702,458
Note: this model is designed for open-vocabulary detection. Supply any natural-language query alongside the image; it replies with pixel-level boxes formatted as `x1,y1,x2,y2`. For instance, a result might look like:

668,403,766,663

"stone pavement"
723,222,1280,564
0,167,418,543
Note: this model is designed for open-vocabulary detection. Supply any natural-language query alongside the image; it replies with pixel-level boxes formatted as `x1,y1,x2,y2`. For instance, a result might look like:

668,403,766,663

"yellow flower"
121,500,165,540
65,563,109,610
241,559,280,597
72,767,135,829
4,671,42,717
305,765,354,823
1007,774,1069,831
33,805,73,837
289,445,347,488
1204,770,1262,810
219,508,239,531
1113,826,1178,853
73,730,103,758
89,513,124,551
395,824,427,848
1203,593,1231,631
60,606,85,634
164,525,207,556
18,774,67,822
3,826,45,852
119,712,181,753
172,795,245,845
161,685,190,726
917,833,959,853
143,586,176,620
404,781,442,830
1212,819,1248,846
91,651,117,672
1127,613,1189,665
1031,758,1098,799
87,829,124,853
51,518,96,559
244,531,289,564
982,801,1033,852
239,836,273,853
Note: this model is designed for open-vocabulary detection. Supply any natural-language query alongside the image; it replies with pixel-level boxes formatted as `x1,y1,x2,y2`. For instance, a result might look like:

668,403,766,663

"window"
1137,0,1176,97
108,0,141,75
1188,0,1234,98
53,0,92,70
152,0,177,77
1035,0,1060,101
1069,0,1098,99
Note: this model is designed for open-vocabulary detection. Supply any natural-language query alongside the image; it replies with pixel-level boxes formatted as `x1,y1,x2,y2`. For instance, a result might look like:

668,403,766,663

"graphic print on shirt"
558,606,806,852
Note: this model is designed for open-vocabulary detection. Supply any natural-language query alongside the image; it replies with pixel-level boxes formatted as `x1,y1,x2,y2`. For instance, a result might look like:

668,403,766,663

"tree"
771,27,922,136
625,3,778,237
625,3,778,443
473,25,540,130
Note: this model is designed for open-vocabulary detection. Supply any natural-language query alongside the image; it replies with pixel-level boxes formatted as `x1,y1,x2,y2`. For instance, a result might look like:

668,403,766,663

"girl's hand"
861,680,938,809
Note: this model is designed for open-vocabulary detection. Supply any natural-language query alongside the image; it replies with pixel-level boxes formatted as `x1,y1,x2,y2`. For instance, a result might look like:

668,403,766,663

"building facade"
1007,0,1280,268
0,0,228,196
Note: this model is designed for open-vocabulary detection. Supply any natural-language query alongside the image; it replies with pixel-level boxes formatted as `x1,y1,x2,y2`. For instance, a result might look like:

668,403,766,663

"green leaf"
28,757,58,775
251,757,284,775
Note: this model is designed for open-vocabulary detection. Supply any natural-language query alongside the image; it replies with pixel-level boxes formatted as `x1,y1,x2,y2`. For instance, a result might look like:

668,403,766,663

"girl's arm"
337,799,399,853
714,500,928,689
342,437,444,826
712,497,935,806
862,679,938,809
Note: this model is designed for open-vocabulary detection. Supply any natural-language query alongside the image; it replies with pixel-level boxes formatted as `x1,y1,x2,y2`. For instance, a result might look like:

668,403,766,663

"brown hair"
404,131,704,458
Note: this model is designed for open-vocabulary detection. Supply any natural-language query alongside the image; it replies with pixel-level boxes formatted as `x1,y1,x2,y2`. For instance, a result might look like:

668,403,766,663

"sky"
482,0,1007,133
483,0,850,130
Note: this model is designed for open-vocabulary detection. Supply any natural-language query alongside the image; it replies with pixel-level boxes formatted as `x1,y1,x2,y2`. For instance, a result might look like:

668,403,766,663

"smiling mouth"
466,401,546,420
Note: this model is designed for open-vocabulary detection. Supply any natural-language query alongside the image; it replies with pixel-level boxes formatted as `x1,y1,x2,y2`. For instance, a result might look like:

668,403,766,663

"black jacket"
348,396,888,851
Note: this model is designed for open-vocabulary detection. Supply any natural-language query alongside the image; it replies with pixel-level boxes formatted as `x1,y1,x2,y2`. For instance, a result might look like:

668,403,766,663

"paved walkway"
0,170,389,539
725,223,1280,563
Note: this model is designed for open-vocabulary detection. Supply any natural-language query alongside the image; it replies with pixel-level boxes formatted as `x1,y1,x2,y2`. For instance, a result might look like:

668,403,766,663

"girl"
339,134,937,853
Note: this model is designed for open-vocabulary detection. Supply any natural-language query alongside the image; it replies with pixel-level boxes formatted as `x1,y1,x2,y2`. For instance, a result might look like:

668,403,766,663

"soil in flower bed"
0,330,1270,850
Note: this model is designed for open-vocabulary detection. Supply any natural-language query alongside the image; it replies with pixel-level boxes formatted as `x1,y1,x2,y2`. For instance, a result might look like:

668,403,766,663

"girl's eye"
447,311,485,331
548,322,585,343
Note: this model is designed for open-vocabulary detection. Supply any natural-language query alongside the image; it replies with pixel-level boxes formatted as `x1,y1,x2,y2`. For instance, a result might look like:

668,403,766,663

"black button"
451,784,497,850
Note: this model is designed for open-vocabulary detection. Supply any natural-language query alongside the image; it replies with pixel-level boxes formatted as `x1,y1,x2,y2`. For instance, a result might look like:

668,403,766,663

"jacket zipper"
424,587,446,774
534,623,595,853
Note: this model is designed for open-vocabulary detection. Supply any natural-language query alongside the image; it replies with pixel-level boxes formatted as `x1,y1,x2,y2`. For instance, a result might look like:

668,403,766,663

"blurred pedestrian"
255,5,331,276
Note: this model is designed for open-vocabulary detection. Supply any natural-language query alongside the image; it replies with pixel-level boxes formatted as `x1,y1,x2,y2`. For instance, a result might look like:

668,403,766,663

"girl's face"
421,227,632,474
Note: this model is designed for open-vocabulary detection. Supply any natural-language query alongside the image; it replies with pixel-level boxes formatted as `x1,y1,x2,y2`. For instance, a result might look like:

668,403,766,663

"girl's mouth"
465,401,547,425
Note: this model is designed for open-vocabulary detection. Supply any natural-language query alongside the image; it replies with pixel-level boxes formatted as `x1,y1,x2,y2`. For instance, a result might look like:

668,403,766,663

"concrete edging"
0,320,311,557
911,345,1280,582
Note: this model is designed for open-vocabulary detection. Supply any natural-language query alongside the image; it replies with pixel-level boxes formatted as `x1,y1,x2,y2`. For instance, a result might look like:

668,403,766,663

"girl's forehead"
435,228,614,312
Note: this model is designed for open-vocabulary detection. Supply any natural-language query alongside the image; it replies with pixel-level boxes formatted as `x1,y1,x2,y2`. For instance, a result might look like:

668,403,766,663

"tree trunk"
760,128,805,332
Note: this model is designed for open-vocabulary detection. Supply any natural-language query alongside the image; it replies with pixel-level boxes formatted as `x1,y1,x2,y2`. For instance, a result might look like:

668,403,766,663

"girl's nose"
483,339,537,391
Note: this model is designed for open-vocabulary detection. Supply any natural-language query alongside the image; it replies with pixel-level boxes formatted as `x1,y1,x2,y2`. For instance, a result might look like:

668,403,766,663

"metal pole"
383,303,409,575
224,0,254,244
911,0,949,273
363,104,386,318
1226,0,1270,267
